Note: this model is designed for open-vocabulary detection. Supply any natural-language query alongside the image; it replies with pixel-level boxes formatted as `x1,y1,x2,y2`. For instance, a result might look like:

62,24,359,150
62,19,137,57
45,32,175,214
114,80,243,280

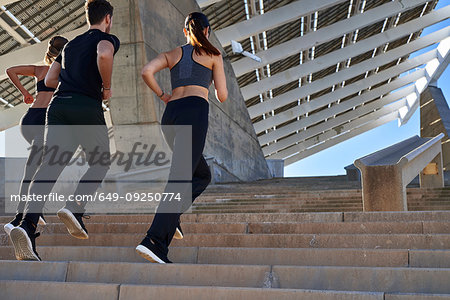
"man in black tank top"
10,0,120,261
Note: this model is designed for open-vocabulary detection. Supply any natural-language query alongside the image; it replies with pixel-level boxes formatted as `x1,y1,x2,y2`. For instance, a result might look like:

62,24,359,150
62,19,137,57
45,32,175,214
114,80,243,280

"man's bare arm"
97,40,115,99
44,62,61,89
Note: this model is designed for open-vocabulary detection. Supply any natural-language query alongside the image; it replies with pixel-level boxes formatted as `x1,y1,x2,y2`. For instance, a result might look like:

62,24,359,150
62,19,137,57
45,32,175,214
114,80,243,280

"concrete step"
2,246,449,268
191,207,450,214
192,202,363,208
190,207,363,214
0,280,120,300
196,195,364,202
385,294,450,300
1,260,449,294
4,220,447,235
2,211,450,224
410,207,450,211
2,232,449,249
193,198,363,205
0,280,392,300
342,211,450,222
0,212,345,224
190,208,362,214
272,265,450,294
247,221,450,234
199,189,448,197
194,197,448,205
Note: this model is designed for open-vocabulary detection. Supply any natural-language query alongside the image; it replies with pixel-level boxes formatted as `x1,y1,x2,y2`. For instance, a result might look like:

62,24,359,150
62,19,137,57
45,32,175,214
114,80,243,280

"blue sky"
285,0,450,177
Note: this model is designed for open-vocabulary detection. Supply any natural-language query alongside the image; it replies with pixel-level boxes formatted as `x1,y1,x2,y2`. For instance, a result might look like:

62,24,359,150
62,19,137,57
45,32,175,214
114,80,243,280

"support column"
420,152,445,188
107,0,271,183
420,85,450,171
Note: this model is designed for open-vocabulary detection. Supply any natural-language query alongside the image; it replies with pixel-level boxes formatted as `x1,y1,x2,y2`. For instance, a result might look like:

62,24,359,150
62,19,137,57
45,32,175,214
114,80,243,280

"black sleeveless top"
170,44,213,90
36,79,55,93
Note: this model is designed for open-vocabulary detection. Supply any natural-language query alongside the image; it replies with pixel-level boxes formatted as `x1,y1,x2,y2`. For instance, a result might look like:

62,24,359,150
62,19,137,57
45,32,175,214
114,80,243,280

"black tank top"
36,79,55,93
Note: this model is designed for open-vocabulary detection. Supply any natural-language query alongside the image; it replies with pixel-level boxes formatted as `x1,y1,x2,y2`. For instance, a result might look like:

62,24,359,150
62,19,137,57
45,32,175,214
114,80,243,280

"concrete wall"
107,0,271,182
420,85,450,171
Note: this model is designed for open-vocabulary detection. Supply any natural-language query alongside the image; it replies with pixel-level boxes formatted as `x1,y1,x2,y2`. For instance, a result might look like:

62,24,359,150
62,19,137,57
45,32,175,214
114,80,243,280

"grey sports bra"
170,44,213,90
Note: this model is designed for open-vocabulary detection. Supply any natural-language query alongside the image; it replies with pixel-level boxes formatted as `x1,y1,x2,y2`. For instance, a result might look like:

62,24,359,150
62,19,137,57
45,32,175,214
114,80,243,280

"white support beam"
430,36,450,85
233,0,432,77
258,68,425,145
0,15,28,45
215,0,347,47
283,111,399,166
0,103,27,131
249,26,448,120
268,99,407,159
262,81,418,156
0,26,87,82
0,0,21,6
254,49,437,134
197,0,223,8
242,5,450,100
400,36,450,125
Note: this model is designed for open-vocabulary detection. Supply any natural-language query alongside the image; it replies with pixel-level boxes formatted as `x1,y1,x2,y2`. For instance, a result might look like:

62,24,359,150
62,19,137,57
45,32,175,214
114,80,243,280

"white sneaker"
38,216,46,226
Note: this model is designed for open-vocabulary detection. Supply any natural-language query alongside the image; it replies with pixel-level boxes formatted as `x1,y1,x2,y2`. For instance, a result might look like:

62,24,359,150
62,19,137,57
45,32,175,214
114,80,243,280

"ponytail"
185,12,220,56
44,36,68,65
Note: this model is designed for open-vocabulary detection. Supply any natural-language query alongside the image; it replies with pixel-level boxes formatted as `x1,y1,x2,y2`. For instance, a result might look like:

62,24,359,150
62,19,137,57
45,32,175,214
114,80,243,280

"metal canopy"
0,0,448,167
0,0,86,109
202,0,449,166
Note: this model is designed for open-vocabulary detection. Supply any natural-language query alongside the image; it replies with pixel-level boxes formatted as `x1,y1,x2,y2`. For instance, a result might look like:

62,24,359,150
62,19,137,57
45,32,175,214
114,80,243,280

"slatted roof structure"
0,0,449,167
0,0,86,108
200,0,449,165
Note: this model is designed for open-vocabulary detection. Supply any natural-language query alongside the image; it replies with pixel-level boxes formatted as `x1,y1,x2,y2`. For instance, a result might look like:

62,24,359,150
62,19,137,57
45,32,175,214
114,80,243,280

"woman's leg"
140,97,209,260
16,109,46,215
17,130,45,214
190,155,211,203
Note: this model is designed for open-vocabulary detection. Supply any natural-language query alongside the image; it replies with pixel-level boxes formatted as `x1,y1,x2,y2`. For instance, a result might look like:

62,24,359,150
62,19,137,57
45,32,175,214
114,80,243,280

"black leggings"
23,94,110,225
147,96,211,254
17,108,47,214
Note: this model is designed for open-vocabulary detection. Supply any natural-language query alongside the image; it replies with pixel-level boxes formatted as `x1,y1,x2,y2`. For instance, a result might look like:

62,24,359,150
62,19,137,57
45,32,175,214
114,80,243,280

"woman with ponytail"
138,12,227,263
3,35,68,238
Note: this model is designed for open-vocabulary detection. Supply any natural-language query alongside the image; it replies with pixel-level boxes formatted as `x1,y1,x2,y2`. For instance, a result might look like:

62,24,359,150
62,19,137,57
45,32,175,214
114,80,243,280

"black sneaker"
10,219,41,261
3,213,23,236
173,223,184,240
57,207,89,239
4,213,47,236
136,236,172,263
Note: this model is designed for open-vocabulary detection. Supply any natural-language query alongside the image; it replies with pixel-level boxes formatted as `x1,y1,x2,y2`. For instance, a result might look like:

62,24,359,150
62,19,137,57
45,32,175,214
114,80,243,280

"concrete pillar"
420,152,445,188
420,85,450,171
106,0,271,182
357,165,407,211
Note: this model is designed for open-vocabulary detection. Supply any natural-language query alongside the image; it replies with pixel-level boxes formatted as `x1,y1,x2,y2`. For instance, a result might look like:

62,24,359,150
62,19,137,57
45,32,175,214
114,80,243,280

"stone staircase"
191,177,450,213
0,177,449,299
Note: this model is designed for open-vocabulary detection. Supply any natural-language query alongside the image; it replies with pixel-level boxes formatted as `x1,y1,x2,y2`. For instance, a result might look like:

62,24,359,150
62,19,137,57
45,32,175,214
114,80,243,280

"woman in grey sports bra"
138,12,227,263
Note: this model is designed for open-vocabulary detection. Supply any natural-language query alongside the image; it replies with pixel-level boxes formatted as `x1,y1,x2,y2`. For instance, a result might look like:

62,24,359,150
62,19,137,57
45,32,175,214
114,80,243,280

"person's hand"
160,93,171,104
103,88,112,100
23,92,34,104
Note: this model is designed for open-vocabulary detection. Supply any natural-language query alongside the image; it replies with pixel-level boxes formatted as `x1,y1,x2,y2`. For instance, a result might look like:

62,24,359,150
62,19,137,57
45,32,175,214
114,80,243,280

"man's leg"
56,123,110,239
23,123,78,224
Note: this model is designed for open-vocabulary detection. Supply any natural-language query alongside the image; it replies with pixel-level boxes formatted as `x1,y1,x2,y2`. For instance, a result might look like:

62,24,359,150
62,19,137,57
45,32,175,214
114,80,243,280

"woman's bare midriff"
169,85,209,103
30,91,53,108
